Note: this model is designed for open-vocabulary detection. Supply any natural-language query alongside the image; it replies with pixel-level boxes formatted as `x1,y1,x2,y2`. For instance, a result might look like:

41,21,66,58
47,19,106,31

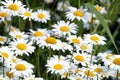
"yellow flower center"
16,43,27,50
94,68,103,73
59,26,69,32
24,12,31,17
15,64,26,71
34,31,43,37
54,64,63,70
8,4,19,11
84,70,95,77
75,78,81,80
81,44,87,50
15,35,22,38
113,58,120,66
74,10,84,17
45,37,57,44
6,71,14,78
10,27,16,32
11,58,16,63
90,35,100,42
118,72,120,77
75,69,82,73
61,5,66,10
75,55,84,62
95,6,102,11
105,54,114,60
63,72,69,77
0,12,8,17
38,13,45,19
0,37,4,42
72,38,80,44
1,52,9,59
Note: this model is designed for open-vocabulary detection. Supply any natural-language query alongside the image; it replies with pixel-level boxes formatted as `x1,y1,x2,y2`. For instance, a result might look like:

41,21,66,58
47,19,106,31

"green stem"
36,47,41,77
115,70,119,80
3,58,5,77
19,17,22,31
25,0,30,8
78,0,81,8
30,20,33,29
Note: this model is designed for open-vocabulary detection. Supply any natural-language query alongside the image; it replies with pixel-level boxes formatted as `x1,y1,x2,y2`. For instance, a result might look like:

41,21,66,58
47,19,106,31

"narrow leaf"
85,3,119,54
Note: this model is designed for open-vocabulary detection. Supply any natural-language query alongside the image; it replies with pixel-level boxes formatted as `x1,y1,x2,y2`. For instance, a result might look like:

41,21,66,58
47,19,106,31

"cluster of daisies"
0,0,119,80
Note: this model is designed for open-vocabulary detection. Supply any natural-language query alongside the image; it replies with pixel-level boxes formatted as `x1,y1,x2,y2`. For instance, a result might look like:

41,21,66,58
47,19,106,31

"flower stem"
3,58,5,77
78,0,81,8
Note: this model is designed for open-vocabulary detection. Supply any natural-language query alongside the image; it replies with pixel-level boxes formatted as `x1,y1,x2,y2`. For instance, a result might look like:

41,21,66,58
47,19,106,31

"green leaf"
85,3,119,54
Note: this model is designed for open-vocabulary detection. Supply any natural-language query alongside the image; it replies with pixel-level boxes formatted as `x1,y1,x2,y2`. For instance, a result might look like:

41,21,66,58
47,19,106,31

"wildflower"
94,5,106,14
46,55,70,75
57,1,69,11
29,28,48,43
52,20,77,37
9,39,35,56
33,9,50,23
1,0,25,16
0,36,7,45
65,6,90,23
9,30,28,39
20,8,33,20
0,7,11,22
84,34,106,45
44,0,54,4
10,61,34,77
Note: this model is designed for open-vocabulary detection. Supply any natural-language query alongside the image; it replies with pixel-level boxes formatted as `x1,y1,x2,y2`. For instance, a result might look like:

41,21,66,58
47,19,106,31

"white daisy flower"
38,35,62,50
29,28,48,43
83,68,98,80
84,34,106,45
0,35,7,45
33,9,50,23
94,5,106,14
0,46,14,61
57,1,69,11
10,26,19,32
9,39,35,56
67,35,83,45
72,52,89,66
65,6,90,23
9,30,28,39
60,42,73,52
52,20,77,37
20,8,33,20
109,55,120,70
0,6,11,22
1,0,25,16
44,0,54,4
75,41,93,53
10,61,34,77
46,55,70,75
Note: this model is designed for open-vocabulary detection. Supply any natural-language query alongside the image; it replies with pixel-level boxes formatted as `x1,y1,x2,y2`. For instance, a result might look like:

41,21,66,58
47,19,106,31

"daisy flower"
44,0,54,4
57,1,69,11
20,8,33,20
9,30,28,39
10,60,34,77
67,35,83,45
84,34,106,45
65,6,90,23
9,39,35,56
83,68,98,80
0,35,7,45
1,0,25,16
0,6,11,22
46,55,70,75
94,5,106,14
60,42,73,52
38,35,62,50
72,52,89,66
52,20,77,37
109,55,120,70
29,28,48,43
10,26,19,32
0,46,14,61
33,9,50,23
75,41,93,53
